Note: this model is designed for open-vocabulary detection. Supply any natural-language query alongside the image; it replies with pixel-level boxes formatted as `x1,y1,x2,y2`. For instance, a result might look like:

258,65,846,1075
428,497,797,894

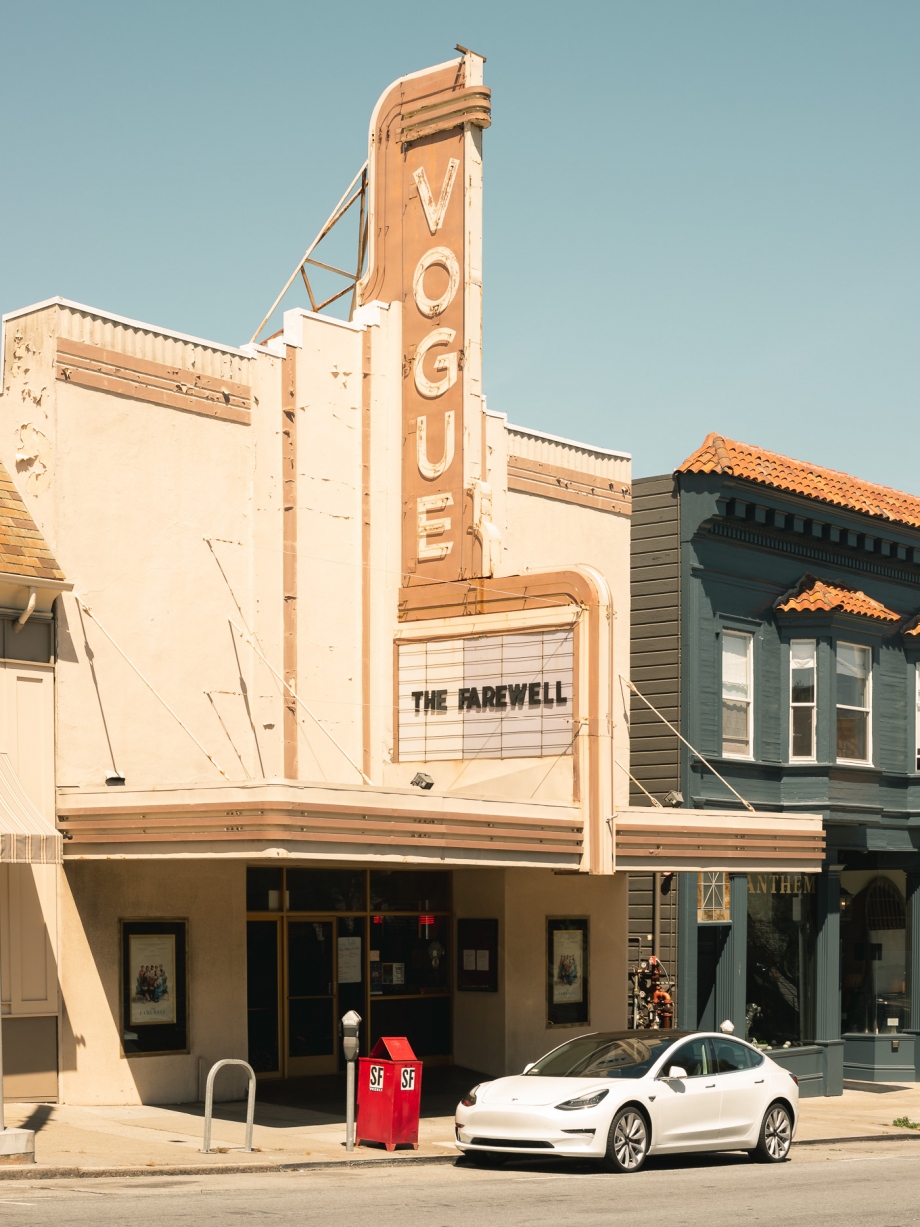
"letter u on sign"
416,412,455,480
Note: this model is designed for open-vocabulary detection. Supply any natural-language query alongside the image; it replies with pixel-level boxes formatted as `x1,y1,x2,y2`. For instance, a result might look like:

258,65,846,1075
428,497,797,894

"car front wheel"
603,1107,649,1173
751,1102,793,1163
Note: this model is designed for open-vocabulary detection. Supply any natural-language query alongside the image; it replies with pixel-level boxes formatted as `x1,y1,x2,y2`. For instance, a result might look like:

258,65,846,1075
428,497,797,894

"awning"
0,753,61,865
614,807,824,873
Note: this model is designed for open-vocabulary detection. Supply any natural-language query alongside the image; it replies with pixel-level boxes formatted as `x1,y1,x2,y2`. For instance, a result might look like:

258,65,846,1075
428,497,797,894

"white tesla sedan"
455,1029,798,1173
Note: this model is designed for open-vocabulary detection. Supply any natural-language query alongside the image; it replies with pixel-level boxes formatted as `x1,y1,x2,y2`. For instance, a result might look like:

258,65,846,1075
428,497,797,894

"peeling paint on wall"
15,423,51,493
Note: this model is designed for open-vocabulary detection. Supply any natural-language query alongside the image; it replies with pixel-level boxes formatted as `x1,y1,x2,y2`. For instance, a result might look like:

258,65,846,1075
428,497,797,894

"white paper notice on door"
462,949,476,971
338,936,362,984
476,950,489,971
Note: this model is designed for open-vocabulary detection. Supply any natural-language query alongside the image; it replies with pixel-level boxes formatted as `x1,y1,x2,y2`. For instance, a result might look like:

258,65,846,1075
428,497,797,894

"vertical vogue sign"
356,54,491,582
405,153,464,576
398,628,574,761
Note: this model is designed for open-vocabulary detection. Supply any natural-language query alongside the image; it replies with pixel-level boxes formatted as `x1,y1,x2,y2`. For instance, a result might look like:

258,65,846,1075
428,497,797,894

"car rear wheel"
602,1107,649,1173
751,1102,793,1163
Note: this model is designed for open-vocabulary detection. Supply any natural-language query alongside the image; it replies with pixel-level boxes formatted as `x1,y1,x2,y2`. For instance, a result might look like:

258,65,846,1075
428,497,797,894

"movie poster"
129,934,177,1025
552,928,584,1004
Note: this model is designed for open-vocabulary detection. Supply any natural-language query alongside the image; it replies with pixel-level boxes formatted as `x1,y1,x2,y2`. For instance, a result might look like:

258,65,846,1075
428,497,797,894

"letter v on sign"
413,160,460,235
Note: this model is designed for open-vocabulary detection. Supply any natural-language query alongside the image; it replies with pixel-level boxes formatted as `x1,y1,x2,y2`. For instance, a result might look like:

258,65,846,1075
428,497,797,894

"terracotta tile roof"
775,575,901,622
0,464,64,582
903,614,920,639
677,432,920,531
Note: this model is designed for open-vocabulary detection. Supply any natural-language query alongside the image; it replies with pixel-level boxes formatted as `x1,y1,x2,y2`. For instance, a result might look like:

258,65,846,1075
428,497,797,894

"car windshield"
525,1033,684,1079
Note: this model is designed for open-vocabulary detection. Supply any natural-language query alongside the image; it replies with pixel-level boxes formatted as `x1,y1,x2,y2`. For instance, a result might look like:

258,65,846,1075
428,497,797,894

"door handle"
754,1079,764,1084
705,1083,716,1088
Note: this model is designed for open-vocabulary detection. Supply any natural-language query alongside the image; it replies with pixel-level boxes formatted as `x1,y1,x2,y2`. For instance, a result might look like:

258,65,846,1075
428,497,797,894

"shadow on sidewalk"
162,1064,487,1131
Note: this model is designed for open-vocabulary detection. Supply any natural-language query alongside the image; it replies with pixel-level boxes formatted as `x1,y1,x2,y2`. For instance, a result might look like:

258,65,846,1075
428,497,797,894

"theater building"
0,54,822,1106
631,434,920,1095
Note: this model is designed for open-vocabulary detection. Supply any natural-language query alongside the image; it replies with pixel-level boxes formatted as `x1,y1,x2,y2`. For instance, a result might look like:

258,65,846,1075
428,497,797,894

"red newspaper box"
356,1037,423,1150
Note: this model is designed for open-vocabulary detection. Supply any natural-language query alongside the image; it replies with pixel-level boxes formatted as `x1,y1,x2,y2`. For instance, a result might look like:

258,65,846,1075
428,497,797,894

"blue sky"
2,1,917,487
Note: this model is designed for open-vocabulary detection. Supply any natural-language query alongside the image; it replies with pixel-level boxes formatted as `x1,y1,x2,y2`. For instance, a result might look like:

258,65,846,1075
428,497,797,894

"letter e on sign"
401,1067,416,1092
369,1064,385,1092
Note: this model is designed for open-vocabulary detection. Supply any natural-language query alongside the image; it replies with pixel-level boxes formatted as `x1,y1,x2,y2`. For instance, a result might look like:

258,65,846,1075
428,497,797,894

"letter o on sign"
413,247,460,318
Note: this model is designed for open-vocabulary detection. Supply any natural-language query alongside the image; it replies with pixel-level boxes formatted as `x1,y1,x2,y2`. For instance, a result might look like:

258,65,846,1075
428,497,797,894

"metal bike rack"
201,1059,256,1153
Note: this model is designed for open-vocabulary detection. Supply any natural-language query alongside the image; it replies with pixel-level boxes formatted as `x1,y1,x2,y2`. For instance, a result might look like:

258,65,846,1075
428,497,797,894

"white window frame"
789,639,817,761
835,641,872,765
721,629,754,759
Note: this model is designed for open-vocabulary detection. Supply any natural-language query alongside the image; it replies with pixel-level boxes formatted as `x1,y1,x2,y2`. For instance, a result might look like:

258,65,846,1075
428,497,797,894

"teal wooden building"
630,433,920,1096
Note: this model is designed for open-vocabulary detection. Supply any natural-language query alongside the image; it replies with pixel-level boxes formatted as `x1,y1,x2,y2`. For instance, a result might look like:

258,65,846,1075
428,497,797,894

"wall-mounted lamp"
410,772,434,791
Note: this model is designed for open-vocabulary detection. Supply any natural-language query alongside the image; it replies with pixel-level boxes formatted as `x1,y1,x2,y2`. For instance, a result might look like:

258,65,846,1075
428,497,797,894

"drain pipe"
13,588,36,634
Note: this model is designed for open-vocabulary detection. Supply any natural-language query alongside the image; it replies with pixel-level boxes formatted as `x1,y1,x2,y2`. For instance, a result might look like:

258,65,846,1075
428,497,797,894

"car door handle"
705,1083,716,1088
754,1079,764,1084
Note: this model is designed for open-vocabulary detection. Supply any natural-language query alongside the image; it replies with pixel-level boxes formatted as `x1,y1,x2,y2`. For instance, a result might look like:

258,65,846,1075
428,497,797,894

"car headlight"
555,1090,609,1111
461,1084,481,1107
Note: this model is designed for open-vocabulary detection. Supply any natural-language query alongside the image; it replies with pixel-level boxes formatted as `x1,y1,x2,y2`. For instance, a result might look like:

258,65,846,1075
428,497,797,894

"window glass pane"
369,871,450,912
789,640,816,671
837,643,869,708
711,1038,750,1073
791,706,814,758
369,914,449,996
698,871,731,923
722,700,750,754
837,709,868,760
287,869,366,912
841,871,909,1034
246,867,283,911
746,874,817,1048
722,633,751,700
663,1039,710,1078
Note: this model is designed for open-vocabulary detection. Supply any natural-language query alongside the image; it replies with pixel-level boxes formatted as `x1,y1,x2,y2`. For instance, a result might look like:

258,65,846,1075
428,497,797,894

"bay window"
789,640,816,759
722,630,753,757
836,642,871,763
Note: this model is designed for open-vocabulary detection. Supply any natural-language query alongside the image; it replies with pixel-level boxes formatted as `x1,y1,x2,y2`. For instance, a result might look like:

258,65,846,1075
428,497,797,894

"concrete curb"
3,1132,920,1178
0,1153,458,1180
796,1131,920,1146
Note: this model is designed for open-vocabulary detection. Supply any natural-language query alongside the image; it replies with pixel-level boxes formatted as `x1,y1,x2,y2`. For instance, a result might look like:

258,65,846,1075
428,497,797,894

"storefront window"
746,875,817,1048
841,871,909,1034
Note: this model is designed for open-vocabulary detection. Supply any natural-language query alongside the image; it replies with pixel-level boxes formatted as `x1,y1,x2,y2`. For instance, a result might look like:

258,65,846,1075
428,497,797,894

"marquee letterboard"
398,628,574,761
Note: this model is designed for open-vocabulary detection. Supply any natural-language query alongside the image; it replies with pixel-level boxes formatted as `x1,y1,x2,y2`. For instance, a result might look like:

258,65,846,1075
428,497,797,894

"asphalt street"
2,1142,920,1225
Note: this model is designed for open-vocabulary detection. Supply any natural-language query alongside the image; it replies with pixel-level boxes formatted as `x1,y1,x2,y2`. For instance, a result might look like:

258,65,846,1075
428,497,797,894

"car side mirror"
522,1062,535,1074
665,1065,687,1080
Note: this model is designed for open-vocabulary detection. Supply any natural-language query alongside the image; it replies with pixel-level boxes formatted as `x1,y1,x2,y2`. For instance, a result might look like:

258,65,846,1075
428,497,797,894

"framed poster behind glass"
547,918,588,1026
121,920,188,1055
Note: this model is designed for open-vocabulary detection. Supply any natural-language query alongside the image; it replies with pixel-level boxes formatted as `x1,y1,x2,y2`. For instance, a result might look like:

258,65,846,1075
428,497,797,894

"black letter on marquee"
555,681,567,705
481,686,496,708
528,682,542,706
508,683,527,708
412,691,424,713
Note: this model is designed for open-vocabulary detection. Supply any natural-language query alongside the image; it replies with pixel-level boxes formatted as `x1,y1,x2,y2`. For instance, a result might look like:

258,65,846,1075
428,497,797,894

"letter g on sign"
413,328,458,399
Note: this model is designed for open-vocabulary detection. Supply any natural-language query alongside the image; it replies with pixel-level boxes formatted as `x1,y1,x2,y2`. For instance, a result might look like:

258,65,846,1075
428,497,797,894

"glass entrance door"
287,919,336,1075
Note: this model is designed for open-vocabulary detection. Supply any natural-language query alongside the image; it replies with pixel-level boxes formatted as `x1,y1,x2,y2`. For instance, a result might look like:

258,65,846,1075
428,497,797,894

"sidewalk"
3,1080,920,1178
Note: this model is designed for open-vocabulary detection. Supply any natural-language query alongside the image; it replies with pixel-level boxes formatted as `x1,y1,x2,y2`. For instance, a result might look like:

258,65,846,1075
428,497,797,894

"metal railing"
200,1059,256,1154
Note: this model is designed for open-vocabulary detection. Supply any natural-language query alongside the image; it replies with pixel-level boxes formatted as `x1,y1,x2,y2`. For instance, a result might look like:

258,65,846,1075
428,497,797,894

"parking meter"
341,1010,362,1151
